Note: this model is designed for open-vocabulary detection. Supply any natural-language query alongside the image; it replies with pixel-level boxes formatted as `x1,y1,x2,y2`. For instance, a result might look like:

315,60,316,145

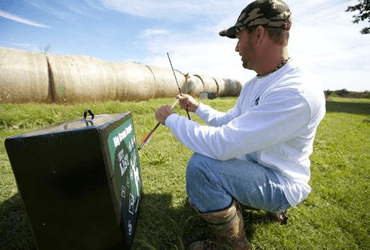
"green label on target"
106,117,142,245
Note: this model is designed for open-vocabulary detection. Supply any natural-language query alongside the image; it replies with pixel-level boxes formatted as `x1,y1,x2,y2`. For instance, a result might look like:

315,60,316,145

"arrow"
138,99,179,151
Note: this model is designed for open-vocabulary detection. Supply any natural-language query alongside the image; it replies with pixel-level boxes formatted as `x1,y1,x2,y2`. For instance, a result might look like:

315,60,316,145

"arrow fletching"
141,130,153,143
138,123,159,150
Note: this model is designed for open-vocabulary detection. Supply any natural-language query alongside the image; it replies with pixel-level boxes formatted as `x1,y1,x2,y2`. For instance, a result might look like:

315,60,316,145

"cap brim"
219,26,237,39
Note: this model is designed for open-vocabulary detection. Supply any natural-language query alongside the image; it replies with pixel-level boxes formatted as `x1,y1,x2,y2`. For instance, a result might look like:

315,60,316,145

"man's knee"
186,153,208,180
186,153,214,193
186,153,233,212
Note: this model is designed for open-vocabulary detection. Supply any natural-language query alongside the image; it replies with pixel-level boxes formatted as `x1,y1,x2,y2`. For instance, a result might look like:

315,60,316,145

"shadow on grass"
326,101,370,115
134,193,280,249
1,192,280,250
0,193,37,250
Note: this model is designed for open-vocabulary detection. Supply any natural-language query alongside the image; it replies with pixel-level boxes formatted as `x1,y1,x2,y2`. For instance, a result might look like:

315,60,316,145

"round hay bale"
146,65,186,98
194,74,218,93
47,55,120,103
114,62,155,101
48,55,156,103
185,75,203,97
213,77,242,97
213,77,227,97
0,47,49,103
221,78,242,96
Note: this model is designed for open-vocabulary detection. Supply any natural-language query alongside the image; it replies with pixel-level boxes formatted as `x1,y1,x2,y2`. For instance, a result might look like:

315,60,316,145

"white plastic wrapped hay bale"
0,47,49,103
47,55,120,103
146,65,186,98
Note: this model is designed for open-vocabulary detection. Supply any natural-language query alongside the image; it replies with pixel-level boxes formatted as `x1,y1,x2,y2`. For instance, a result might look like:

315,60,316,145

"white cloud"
30,1,74,20
83,0,107,12
135,25,252,84
30,0,104,21
100,0,245,21
0,10,50,28
141,29,169,38
287,0,370,91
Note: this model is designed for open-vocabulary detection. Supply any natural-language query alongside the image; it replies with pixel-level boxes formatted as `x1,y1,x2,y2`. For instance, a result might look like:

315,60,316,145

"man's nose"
235,40,240,52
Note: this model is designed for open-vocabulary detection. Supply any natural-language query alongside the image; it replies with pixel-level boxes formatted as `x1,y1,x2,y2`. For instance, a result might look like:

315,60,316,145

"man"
155,0,326,249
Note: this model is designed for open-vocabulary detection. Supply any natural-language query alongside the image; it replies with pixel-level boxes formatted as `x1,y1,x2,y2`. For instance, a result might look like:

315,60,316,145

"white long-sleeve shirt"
165,62,326,207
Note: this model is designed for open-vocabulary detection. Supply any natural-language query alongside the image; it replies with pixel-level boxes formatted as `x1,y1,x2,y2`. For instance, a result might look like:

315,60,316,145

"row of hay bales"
0,47,242,104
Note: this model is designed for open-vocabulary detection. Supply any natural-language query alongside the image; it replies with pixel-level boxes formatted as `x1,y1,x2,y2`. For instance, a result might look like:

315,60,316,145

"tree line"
325,89,370,99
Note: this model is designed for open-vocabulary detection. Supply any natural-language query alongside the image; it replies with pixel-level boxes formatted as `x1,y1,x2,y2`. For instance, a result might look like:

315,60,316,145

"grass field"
0,97,369,249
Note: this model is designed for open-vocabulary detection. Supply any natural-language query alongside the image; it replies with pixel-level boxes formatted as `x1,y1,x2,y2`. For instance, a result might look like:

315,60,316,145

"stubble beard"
242,58,252,70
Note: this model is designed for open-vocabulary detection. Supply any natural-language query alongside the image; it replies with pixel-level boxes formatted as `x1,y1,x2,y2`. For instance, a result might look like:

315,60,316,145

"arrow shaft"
167,53,192,120
167,53,182,94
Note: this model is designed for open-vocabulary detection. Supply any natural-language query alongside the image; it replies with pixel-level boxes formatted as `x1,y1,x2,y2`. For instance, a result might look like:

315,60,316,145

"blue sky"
1,0,369,91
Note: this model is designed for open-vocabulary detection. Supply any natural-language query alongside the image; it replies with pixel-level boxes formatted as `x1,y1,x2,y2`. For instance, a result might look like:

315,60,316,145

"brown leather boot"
189,200,250,250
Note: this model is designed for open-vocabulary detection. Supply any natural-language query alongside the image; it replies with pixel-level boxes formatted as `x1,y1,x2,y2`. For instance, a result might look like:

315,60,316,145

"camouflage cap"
219,0,292,39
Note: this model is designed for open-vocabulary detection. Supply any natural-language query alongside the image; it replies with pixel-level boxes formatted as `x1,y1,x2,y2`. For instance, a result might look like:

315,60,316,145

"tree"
40,43,52,55
336,89,349,97
346,0,370,34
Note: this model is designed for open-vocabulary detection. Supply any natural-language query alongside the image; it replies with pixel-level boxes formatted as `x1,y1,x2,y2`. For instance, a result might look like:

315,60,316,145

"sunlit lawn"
1,97,369,249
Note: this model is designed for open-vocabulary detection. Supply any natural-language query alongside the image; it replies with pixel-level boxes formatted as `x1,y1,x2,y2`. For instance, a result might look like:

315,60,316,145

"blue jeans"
186,153,291,213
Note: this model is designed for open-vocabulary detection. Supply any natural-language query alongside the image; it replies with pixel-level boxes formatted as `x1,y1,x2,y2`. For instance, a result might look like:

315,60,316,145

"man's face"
235,29,255,70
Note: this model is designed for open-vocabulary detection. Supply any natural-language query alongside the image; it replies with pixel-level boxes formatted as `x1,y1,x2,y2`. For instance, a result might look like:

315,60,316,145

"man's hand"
177,94,199,112
155,105,175,125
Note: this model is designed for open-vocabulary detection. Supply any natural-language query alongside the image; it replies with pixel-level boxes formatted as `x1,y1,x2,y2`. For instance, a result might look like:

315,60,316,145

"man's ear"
255,26,265,44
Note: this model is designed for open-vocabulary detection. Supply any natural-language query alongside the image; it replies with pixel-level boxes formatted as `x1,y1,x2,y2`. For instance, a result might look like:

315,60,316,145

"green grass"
0,97,369,249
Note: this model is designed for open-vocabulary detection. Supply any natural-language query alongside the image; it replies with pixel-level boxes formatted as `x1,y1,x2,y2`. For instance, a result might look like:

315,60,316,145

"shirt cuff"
164,113,177,128
195,102,205,116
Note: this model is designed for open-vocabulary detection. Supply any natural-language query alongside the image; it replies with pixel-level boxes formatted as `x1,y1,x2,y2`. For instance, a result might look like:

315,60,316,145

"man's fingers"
180,104,188,110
